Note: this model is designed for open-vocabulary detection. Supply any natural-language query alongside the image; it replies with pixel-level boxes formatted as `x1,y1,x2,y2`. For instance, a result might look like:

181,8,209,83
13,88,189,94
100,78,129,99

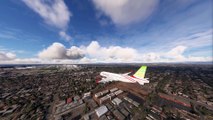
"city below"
0,0,212,120
0,63,212,120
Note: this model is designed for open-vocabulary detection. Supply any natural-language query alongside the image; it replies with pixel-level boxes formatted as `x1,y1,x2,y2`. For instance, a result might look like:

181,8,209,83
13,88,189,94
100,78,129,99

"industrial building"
112,97,122,106
95,105,108,118
113,109,125,120
110,88,118,93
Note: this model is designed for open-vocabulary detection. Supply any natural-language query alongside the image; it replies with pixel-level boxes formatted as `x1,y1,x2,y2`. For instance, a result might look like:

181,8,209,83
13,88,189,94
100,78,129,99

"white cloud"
85,41,138,62
38,42,66,59
92,0,159,25
155,45,212,62
186,56,212,62
38,41,137,62
66,46,85,59
171,29,213,48
22,0,72,41
0,52,16,61
22,0,71,29
38,42,84,59
164,45,187,61
0,42,212,64
141,53,160,62
81,41,211,63
59,31,71,41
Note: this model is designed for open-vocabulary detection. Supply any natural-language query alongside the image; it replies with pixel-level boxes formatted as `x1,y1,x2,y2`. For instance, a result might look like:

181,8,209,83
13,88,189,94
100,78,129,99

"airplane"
97,66,149,85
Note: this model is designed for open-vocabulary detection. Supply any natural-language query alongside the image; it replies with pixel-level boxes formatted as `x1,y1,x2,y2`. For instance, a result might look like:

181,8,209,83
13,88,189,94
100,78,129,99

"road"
164,93,213,111
159,92,213,120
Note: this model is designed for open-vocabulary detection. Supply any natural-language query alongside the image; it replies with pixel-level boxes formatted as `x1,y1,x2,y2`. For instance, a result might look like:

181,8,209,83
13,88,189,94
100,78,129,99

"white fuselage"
100,71,149,85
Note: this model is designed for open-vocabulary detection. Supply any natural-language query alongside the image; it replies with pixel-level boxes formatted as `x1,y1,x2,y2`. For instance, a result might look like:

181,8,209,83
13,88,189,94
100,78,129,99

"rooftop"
95,105,108,118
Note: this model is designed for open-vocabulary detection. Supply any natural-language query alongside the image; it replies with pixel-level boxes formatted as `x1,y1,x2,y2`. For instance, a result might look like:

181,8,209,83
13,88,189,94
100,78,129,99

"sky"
0,0,212,64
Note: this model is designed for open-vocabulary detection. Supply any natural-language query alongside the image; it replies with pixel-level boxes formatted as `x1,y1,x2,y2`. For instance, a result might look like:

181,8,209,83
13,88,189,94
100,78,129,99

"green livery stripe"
133,66,147,79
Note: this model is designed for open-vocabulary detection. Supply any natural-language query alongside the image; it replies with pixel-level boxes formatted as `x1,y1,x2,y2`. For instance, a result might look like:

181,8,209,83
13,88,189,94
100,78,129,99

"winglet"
133,66,147,79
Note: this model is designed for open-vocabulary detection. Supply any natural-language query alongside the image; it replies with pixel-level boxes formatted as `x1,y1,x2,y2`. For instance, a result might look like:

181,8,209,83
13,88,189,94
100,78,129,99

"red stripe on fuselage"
131,75,142,80
123,75,136,82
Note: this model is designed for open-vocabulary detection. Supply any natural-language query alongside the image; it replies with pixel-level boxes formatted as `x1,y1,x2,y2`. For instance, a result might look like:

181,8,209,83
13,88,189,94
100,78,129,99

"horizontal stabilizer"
137,79,149,85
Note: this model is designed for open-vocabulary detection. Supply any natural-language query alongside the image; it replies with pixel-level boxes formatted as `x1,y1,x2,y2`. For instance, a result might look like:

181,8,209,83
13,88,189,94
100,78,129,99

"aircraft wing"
122,72,131,75
98,77,121,83
98,78,112,83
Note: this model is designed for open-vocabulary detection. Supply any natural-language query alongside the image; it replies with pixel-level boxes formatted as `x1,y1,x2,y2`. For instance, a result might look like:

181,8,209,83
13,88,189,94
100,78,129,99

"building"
82,111,97,120
112,98,122,106
73,95,80,101
114,90,123,96
95,105,108,118
132,101,140,107
124,97,140,107
94,92,102,98
83,92,91,99
108,92,116,98
120,108,130,118
66,97,72,104
105,103,113,110
99,95,111,104
110,88,118,93
99,115,108,120
88,99,98,109
102,90,109,95
113,109,125,120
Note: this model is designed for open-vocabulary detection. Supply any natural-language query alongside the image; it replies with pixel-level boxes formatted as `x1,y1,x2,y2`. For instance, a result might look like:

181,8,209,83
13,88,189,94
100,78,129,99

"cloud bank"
0,52,16,61
85,41,138,62
38,42,84,59
29,41,213,63
0,41,212,64
92,0,159,25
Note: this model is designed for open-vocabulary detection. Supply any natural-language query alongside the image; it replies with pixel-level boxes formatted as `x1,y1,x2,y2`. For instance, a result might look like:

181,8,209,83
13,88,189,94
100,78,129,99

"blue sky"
0,0,212,64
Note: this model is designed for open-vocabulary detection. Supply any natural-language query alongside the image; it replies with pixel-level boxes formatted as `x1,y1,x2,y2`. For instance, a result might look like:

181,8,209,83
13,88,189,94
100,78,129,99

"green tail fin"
133,66,147,79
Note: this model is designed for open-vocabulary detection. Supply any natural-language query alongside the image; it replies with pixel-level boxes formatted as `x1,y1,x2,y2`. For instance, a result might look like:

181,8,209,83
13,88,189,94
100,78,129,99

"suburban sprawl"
0,64,213,120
